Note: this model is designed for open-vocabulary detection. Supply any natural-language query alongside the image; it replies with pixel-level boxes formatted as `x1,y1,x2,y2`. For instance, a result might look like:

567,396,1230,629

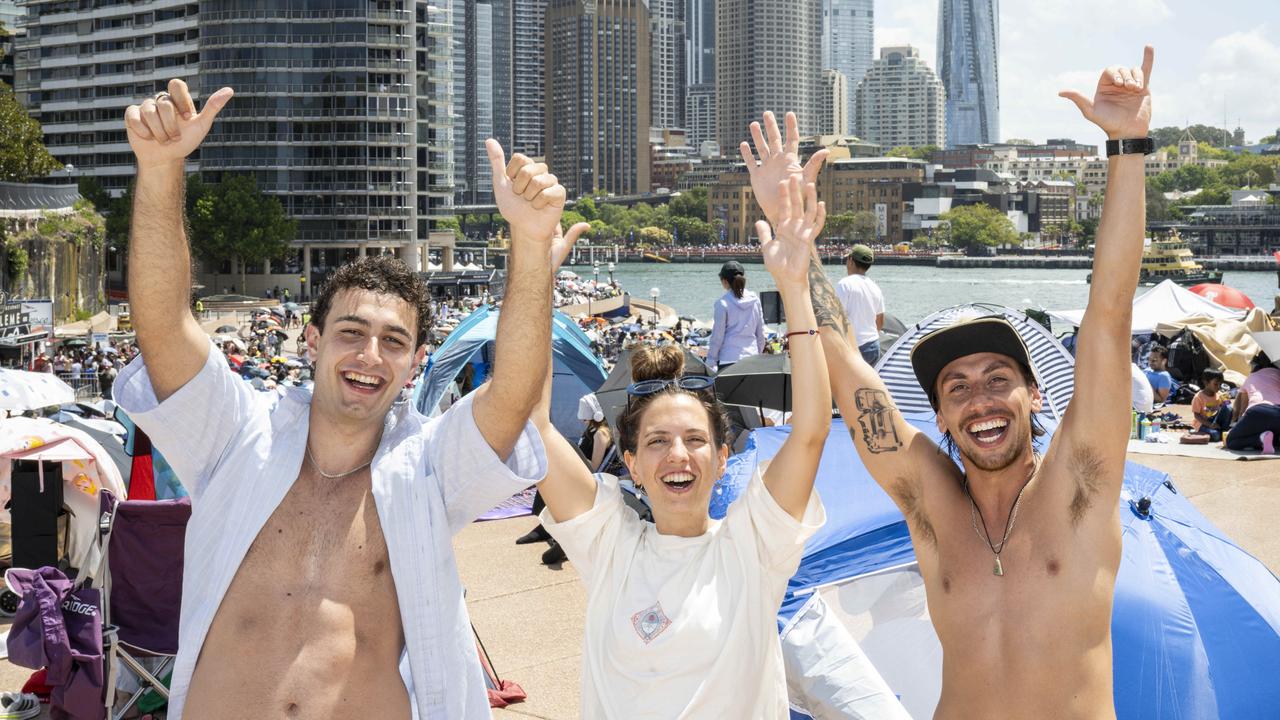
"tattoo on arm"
807,254,852,337
853,388,903,454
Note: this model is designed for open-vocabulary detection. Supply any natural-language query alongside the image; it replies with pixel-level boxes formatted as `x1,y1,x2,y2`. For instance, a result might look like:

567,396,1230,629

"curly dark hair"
617,345,731,455
309,255,433,348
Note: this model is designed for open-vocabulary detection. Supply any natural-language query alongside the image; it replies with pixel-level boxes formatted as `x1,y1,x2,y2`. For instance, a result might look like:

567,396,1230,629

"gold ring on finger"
154,91,172,102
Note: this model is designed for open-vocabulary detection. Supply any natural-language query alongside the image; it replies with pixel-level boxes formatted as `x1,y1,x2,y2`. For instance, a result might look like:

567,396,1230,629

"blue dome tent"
414,305,608,439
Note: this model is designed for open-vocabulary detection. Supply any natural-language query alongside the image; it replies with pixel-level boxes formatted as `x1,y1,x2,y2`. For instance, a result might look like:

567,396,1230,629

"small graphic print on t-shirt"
631,602,671,644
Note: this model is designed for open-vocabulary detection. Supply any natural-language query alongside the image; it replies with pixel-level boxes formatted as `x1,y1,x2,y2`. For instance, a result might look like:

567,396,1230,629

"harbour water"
579,262,1280,328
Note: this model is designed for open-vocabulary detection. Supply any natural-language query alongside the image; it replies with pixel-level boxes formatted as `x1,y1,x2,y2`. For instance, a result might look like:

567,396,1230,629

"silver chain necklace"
305,444,374,480
964,455,1040,576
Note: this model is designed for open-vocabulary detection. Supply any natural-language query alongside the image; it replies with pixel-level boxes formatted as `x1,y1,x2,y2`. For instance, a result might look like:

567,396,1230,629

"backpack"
1165,329,1210,385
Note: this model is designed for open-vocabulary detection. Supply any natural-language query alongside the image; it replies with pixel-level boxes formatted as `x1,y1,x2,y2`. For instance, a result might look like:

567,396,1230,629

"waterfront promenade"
608,249,1279,271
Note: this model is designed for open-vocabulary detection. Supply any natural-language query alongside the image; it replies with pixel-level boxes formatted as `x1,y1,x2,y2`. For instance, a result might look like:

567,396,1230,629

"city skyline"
877,0,1280,145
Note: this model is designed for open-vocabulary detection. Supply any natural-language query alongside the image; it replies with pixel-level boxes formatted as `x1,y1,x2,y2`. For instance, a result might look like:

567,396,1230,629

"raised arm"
741,111,958,514
1054,46,1155,503
530,221,601,523
124,79,232,401
756,177,831,520
471,140,568,459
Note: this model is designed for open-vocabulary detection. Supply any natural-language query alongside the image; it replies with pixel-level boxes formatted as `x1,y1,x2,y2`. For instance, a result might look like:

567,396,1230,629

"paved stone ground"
3,433,1276,718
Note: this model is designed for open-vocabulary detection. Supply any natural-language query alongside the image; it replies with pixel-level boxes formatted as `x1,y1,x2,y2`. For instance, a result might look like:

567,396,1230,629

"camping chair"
92,490,190,719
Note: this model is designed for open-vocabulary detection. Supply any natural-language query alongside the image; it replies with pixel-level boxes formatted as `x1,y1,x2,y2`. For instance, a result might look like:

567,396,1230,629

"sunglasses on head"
625,375,716,397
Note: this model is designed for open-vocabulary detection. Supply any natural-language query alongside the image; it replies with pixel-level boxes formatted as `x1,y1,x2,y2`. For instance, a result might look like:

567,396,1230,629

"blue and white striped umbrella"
874,303,1077,422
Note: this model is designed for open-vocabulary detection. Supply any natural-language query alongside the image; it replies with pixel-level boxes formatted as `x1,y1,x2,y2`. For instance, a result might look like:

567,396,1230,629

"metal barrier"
55,372,103,401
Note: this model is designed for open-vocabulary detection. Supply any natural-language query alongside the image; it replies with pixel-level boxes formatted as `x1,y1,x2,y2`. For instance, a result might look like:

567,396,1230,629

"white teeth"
662,472,695,485
343,372,382,386
967,419,1008,433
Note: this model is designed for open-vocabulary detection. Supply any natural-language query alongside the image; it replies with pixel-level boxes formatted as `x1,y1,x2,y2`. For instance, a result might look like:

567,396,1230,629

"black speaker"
10,460,63,571
759,290,786,325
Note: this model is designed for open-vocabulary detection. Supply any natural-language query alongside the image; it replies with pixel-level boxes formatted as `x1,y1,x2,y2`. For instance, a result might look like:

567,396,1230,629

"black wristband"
1105,137,1155,157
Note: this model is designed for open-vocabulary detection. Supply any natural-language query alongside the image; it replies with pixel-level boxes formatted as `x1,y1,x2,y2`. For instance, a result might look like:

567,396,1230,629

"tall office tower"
649,0,684,130
199,0,420,276
818,69,848,136
415,2,456,246
821,0,873,124
13,2,200,196
511,0,546,157
937,0,999,146
855,46,945,148
489,0,512,153
546,0,651,197
684,0,715,148
716,0,822,154
452,0,497,204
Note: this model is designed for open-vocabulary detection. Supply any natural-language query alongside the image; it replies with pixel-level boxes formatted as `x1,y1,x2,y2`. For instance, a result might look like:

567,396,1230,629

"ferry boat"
1088,231,1222,286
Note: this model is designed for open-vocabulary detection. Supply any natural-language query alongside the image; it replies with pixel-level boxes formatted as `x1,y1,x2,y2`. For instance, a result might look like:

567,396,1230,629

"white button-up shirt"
115,342,547,719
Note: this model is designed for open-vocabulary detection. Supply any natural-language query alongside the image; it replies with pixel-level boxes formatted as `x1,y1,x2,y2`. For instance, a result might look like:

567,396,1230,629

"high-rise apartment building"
819,69,848,136
649,0,684,131
855,46,945,149
937,0,999,146
13,1,201,195
414,2,457,248
511,0,545,158
716,0,822,153
546,0,651,197
453,0,496,204
684,0,714,149
821,0,873,124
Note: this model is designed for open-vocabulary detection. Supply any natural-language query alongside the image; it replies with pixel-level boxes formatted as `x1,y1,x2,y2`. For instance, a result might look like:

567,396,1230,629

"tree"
188,174,297,293
574,195,599,221
669,187,708,220
637,226,673,246
0,86,63,182
670,215,712,245
1151,125,1234,150
1261,128,1279,144
1004,138,1036,146
886,145,939,161
560,210,587,232
437,215,464,241
937,204,1019,252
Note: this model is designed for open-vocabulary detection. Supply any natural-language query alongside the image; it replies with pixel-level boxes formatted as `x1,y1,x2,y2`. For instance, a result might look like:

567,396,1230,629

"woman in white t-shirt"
532,177,832,718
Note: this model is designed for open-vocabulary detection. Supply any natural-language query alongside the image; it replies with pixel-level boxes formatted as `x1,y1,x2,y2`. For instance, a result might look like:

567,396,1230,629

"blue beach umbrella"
713,417,1280,719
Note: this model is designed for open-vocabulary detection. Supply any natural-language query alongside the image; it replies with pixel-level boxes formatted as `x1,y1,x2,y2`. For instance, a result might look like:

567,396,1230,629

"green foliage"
17,201,106,250
437,215,464,241
574,196,598,221
668,187,708,220
886,145,939,161
0,85,63,182
825,210,878,242
670,215,713,244
560,210,588,231
1151,125,1234,150
187,174,297,285
637,226,673,245
5,241,28,282
1261,128,1279,145
937,204,1020,250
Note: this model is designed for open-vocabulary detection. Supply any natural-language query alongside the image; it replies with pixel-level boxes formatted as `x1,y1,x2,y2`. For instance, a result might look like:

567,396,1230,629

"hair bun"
630,345,685,383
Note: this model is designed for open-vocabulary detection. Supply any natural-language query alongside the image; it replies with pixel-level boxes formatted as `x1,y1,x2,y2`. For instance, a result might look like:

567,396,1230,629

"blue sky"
876,0,1280,145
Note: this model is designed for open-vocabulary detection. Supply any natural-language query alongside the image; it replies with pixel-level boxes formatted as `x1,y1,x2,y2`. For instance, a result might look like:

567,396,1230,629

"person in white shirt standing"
529,176,849,718
113,77,584,719
834,243,885,366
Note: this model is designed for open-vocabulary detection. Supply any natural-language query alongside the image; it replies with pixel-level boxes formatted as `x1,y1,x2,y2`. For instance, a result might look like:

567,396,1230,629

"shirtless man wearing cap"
739,47,1155,718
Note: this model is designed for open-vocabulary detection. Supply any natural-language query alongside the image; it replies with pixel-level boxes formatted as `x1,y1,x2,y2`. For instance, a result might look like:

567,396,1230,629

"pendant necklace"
306,444,374,480
964,455,1039,576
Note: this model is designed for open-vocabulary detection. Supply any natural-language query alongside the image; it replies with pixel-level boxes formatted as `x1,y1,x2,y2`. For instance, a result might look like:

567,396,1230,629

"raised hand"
486,139,566,246
125,79,233,170
758,176,826,289
740,111,829,225
1059,46,1154,140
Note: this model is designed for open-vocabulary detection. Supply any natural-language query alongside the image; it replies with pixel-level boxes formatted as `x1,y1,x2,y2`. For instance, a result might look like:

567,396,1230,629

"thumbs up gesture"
486,139,568,247
125,79,233,170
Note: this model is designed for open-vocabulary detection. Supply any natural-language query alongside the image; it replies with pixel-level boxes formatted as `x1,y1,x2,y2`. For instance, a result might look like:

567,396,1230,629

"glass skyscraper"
822,0,873,127
937,0,999,146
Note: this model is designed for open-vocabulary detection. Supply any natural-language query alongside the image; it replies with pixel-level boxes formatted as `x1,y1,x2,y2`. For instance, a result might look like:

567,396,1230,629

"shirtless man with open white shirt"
116,79,582,719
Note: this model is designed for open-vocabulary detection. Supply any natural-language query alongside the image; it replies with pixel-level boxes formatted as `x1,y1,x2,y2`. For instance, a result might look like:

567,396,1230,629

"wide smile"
965,417,1010,447
341,370,386,396
658,470,697,495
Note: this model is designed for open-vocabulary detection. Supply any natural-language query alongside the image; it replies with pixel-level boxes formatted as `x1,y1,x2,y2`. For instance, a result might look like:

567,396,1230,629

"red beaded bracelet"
783,329,818,351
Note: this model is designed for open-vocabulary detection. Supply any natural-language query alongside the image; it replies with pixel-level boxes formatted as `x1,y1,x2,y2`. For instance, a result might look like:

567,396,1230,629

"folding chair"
93,491,190,719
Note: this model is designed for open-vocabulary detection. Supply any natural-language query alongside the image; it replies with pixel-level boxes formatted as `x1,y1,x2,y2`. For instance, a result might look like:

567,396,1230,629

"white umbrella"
0,368,77,412
1252,332,1280,365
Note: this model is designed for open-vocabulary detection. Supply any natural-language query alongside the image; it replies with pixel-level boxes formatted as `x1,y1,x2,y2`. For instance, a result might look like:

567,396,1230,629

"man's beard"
958,416,1032,472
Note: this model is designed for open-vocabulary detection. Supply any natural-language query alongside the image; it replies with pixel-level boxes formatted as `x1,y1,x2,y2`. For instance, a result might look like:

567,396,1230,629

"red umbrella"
1188,283,1256,310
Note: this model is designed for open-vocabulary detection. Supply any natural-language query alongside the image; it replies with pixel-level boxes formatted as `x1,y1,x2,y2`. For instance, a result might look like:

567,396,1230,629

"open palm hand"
740,112,829,225
1060,46,1154,140
758,177,825,288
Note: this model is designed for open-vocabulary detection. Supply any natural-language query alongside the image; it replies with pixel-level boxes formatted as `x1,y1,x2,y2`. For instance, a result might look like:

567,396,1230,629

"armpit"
1068,443,1104,526
894,475,936,546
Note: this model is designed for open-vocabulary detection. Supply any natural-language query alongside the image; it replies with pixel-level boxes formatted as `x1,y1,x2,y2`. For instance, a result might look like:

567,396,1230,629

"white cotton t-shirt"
835,274,885,347
542,470,825,719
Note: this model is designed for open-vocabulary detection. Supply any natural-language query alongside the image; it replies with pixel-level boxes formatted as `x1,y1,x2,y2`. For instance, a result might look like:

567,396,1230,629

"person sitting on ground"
1190,368,1232,440
1144,345,1173,403
1226,352,1280,454
531,176,869,718
835,244,886,365
706,260,766,373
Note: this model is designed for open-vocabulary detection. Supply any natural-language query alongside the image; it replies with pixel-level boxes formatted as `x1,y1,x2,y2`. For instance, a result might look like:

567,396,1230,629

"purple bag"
6,567,105,720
